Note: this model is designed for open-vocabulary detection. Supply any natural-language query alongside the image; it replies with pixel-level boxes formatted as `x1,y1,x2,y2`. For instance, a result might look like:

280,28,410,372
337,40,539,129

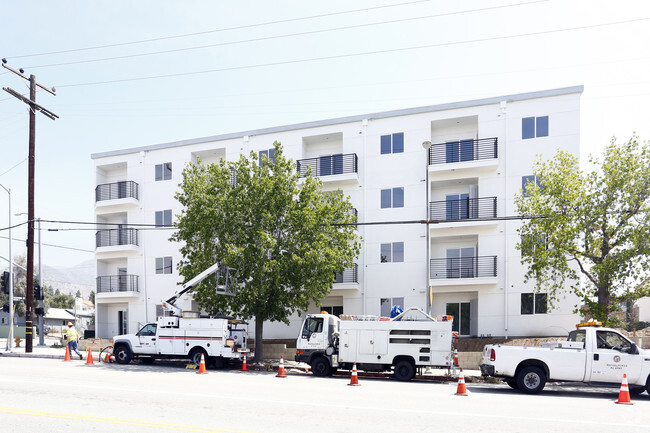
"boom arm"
162,262,223,316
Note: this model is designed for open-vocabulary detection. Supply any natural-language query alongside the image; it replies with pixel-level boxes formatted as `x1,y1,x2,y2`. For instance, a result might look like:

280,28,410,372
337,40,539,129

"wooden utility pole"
2,60,58,353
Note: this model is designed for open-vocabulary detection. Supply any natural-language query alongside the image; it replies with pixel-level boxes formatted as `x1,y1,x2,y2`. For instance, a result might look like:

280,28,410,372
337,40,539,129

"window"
137,323,157,337
380,187,404,208
155,163,172,181
155,304,172,318
380,242,404,263
155,256,173,274
380,132,404,154
596,330,632,351
520,235,548,256
522,116,549,139
155,209,172,227
320,306,343,316
521,293,547,315
445,139,475,163
522,175,543,197
258,149,276,166
380,297,404,317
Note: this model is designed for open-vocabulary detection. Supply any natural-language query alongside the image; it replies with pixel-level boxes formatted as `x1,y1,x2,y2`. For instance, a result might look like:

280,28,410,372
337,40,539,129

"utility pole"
2,59,58,353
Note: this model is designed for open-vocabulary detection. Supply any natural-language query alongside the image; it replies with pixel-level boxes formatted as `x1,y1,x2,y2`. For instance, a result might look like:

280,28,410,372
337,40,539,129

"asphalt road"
1,357,649,433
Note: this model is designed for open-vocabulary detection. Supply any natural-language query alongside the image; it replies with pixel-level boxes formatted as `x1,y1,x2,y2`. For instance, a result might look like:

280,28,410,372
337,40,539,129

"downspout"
500,101,508,337
362,119,368,315
140,150,149,324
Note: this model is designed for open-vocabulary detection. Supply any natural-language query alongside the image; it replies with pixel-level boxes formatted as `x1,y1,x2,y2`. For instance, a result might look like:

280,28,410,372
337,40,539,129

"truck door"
589,330,643,383
300,317,325,350
134,323,158,355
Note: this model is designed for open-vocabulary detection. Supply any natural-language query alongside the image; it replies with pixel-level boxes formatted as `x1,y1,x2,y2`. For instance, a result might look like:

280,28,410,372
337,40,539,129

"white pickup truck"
480,322,650,394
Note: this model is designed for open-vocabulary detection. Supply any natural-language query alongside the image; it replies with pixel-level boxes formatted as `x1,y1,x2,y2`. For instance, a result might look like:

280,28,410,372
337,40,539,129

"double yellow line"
0,407,255,433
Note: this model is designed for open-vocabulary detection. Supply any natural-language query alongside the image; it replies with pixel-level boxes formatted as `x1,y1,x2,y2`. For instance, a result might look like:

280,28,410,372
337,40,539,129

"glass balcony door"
446,247,475,278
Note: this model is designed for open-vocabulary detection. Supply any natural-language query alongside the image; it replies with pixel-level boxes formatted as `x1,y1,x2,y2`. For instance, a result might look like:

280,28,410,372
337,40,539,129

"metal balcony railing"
334,263,358,284
427,137,498,165
96,275,139,293
429,197,497,221
430,256,497,279
95,228,139,248
95,181,139,202
297,153,358,178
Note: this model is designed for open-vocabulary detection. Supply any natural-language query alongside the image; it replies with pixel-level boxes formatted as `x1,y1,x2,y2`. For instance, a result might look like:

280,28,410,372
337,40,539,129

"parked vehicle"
480,321,650,394
295,307,454,381
112,262,249,367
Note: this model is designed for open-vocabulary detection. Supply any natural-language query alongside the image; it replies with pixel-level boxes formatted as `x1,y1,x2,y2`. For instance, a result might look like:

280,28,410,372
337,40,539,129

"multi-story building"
92,85,583,340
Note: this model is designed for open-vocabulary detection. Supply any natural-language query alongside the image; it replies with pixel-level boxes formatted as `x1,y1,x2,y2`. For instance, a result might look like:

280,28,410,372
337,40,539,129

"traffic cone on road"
615,374,633,405
63,346,71,362
276,357,287,378
240,354,248,371
455,369,468,396
453,349,459,367
105,352,111,363
348,363,360,386
85,348,94,365
197,353,207,374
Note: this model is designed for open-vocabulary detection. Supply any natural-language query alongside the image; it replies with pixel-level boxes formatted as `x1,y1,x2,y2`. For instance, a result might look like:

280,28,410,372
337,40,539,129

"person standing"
65,321,83,360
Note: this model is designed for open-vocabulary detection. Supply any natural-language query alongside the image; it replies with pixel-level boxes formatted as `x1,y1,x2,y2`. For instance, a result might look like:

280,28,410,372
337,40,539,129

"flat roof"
91,85,583,159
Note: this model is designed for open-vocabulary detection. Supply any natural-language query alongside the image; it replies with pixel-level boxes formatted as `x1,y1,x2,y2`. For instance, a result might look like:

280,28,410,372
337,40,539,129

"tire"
516,366,546,394
140,357,155,365
393,359,416,381
646,375,650,396
506,378,519,389
114,346,133,364
310,356,331,377
630,386,646,396
190,348,208,366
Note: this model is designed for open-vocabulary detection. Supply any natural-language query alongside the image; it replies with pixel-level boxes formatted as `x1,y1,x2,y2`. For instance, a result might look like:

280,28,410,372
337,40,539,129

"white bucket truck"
295,307,454,381
112,262,249,368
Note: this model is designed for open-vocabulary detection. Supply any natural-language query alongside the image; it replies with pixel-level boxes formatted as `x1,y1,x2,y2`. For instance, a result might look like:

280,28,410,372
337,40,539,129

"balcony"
427,138,498,173
429,197,497,221
430,256,497,286
333,263,359,290
96,274,139,296
297,153,359,184
95,228,139,252
95,181,139,211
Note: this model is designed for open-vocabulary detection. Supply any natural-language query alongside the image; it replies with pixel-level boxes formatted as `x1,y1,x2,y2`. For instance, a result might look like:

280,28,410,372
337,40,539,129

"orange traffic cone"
453,349,459,367
615,373,634,405
63,345,71,362
85,348,94,365
276,357,287,378
105,351,111,363
197,353,207,374
348,362,360,386
240,354,248,371
455,369,468,396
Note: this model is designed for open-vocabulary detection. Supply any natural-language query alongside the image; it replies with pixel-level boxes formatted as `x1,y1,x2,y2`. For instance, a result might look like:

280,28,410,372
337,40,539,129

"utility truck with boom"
480,321,650,394
112,262,249,368
295,307,454,381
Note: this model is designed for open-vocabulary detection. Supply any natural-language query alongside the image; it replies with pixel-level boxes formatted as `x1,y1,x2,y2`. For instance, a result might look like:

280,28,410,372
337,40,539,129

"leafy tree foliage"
172,143,360,360
516,136,650,325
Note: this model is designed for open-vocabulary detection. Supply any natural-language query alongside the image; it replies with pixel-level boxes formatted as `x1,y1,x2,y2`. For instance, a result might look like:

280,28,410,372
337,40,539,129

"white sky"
1,0,649,271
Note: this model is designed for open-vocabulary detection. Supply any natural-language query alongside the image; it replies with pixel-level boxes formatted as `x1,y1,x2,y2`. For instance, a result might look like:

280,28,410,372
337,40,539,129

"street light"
422,141,432,315
1,183,13,351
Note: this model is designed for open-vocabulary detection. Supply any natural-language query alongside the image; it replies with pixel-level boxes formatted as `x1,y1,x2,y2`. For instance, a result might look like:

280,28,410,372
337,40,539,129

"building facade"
92,86,583,340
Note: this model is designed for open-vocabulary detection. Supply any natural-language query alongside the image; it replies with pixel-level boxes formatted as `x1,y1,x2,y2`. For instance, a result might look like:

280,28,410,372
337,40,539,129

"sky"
1,0,650,273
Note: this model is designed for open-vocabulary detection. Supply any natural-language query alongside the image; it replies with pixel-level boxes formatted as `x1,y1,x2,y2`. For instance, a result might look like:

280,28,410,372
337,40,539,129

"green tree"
516,136,650,325
172,143,360,361
49,293,75,309
89,290,95,306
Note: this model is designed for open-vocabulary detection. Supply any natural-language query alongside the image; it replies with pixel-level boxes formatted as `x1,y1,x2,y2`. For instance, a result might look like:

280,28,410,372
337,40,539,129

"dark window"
521,293,547,315
155,209,172,227
258,149,276,166
522,116,549,139
156,256,173,274
380,243,392,263
380,132,404,154
155,163,172,181
320,306,343,316
536,116,549,137
522,175,543,197
381,242,404,263
381,189,392,208
535,293,548,314
380,297,404,317
381,187,404,208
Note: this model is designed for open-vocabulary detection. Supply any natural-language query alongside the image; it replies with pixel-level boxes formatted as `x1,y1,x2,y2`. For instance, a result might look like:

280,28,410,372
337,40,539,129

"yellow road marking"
0,407,256,433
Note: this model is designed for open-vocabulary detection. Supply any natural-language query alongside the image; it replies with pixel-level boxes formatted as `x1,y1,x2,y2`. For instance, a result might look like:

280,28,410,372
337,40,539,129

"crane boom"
162,262,231,316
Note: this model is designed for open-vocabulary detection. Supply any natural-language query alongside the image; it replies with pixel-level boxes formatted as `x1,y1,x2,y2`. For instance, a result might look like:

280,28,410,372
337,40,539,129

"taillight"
490,348,496,362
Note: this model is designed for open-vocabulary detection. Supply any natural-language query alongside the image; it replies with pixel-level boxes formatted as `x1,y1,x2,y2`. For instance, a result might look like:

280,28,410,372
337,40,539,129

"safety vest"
65,327,79,342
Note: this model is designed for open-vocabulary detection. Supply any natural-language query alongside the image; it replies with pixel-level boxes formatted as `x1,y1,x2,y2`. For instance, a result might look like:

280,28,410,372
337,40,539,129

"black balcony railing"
95,228,139,248
429,197,497,221
96,275,139,293
334,263,358,284
95,181,139,202
430,256,497,279
297,153,358,178
427,137,498,165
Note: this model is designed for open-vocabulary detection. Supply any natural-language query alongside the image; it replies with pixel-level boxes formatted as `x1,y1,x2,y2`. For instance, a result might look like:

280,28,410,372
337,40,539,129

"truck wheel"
310,357,331,377
505,378,519,389
393,360,415,381
190,349,208,366
114,346,132,364
516,366,546,394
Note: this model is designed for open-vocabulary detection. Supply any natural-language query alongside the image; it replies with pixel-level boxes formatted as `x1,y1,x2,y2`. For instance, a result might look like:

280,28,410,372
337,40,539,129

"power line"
0,157,28,178
56,16,650,89
24,1,549,70
0,235,94,253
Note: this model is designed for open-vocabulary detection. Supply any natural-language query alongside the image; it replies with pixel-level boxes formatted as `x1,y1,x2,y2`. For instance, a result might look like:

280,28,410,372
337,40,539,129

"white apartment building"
91,85,583,340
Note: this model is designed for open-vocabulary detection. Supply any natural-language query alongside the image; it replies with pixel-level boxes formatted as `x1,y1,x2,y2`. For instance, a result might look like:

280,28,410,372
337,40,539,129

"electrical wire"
0,157,28,178
23,1,549,69
55,16,650,89
0,235,94,253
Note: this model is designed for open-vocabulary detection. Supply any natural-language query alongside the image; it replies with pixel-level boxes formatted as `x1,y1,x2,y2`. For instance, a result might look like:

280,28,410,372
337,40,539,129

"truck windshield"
137,324,157,336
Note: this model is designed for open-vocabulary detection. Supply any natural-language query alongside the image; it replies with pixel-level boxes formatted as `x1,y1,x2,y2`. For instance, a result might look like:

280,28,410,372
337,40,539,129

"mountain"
43,260,95,300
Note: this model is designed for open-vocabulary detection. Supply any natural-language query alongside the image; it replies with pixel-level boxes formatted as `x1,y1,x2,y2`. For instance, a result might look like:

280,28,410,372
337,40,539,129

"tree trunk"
254,317,264,363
